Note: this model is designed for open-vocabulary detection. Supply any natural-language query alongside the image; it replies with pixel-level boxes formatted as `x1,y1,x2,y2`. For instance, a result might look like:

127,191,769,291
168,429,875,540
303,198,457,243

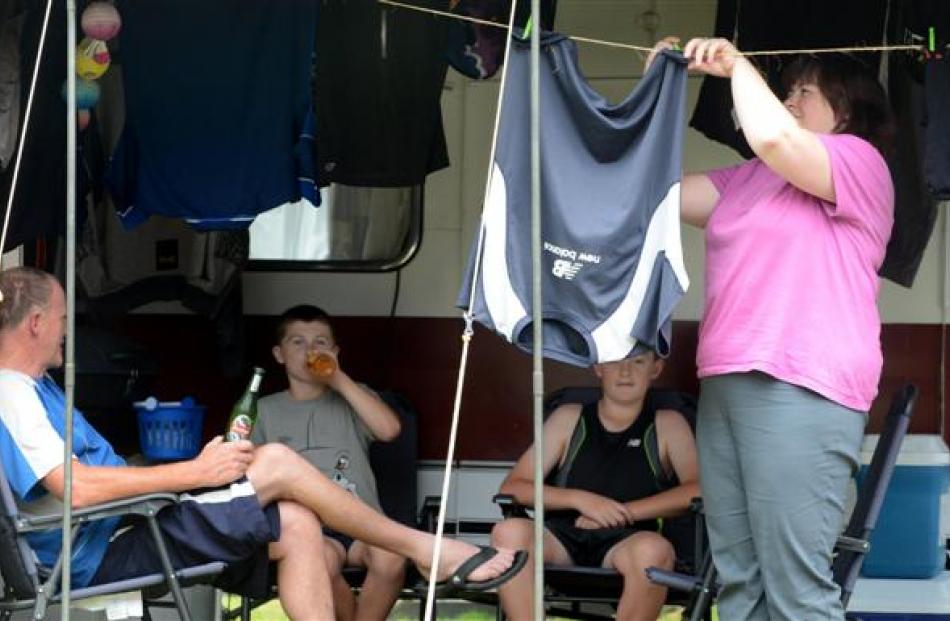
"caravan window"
247,184,422,272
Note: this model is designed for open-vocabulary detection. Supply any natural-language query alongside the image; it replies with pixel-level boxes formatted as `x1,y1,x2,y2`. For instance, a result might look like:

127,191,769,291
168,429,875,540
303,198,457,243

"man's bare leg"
603,532,674,621
347,541,406,621
247,444,517,582
322,538,356,621
268,501,334,621
491,517,573,620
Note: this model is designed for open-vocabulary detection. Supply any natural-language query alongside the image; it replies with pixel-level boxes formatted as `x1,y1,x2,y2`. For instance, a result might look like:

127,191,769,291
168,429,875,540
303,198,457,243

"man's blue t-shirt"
0,371,125,586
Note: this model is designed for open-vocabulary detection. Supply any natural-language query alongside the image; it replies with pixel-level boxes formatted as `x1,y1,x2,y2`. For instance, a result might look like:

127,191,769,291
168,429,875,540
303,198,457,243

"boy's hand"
574,516,600,530
573,490,633,528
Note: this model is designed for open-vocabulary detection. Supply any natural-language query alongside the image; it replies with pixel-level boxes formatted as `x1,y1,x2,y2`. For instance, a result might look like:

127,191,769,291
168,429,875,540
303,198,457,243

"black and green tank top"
546,394,665,531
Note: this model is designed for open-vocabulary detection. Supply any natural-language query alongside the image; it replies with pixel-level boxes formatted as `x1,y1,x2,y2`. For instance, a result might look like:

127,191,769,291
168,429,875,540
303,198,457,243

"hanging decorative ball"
61,78,101,109
81,2,121,41
76,38,110,80
77,109,91,131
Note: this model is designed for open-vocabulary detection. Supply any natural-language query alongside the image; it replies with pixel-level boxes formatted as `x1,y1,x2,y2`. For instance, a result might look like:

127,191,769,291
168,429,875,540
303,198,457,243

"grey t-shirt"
251,388,382,512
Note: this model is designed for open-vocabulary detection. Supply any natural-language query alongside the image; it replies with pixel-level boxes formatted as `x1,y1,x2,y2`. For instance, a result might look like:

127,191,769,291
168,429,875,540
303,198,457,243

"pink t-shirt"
698,133,894,411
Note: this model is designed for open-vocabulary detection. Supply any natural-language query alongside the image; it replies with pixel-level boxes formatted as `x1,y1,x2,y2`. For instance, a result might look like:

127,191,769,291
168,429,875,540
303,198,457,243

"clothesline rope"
419,2,522,619
378,0,925,56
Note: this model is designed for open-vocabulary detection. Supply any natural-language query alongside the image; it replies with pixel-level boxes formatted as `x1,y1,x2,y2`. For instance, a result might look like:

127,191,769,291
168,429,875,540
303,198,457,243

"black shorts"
89,478,281,598
546,517,645,567
322,527,354,552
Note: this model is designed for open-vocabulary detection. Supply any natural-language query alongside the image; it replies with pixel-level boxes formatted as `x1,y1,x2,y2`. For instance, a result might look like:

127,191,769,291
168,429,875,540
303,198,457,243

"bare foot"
417,538,518,583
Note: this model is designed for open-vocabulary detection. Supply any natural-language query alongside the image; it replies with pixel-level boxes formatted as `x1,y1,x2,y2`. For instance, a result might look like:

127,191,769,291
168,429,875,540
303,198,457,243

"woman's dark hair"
781,54,896,156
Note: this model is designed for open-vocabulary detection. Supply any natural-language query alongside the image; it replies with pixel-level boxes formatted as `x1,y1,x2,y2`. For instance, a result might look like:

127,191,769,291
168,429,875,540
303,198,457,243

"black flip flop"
432,546,529,597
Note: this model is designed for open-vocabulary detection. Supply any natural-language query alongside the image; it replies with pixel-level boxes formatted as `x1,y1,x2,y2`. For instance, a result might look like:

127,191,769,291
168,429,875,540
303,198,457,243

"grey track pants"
696,373,867,621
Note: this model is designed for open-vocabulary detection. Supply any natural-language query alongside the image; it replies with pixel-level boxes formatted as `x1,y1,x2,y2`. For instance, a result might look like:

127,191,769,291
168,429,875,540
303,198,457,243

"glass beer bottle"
225,367,265,441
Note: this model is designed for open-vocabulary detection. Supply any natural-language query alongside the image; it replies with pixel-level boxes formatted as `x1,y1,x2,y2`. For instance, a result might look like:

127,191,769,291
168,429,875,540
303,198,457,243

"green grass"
221,595,700,620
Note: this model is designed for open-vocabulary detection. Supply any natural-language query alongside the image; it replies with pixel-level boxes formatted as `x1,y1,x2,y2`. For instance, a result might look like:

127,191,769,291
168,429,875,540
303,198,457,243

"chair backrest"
371,391,419,528
833,383,917,606
0,458,40,599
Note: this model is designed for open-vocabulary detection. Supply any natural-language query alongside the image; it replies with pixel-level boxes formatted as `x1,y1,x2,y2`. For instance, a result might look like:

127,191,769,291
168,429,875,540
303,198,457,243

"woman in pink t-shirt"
648,38,895,619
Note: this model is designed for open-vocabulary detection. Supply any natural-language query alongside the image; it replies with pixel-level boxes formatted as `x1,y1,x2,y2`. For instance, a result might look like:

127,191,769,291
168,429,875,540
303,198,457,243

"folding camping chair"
0,457,225,621
646,382,919,621
233,390,424,621
491,386,709,621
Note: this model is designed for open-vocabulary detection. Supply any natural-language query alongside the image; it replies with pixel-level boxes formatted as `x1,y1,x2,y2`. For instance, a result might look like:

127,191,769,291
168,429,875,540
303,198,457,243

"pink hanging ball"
81,2,121,41
77,109,91,131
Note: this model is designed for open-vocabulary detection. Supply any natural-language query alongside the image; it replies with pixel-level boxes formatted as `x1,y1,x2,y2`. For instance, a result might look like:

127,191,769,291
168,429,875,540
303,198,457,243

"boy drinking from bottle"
251,305,406,621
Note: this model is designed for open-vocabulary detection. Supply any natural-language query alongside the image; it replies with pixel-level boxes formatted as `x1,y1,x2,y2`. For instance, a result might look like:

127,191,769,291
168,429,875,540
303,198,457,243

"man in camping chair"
0,267,526,620
491,349,700,621
251,304,406,621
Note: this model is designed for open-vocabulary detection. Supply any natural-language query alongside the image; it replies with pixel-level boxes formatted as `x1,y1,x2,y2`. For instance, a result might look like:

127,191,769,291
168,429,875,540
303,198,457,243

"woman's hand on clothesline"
646,36,744,79
683,37,741,78
644,36,680,72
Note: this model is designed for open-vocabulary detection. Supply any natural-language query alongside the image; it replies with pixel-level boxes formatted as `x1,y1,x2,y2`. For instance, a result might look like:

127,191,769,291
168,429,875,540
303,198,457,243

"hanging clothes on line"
315,0,450,188
106,0,319,231
458,35,689,367
878,0,948,287
690,0,887,158
445,0,557,80
0,0,97,252
0,4,24,171
924,55,950,199
880,45,936,288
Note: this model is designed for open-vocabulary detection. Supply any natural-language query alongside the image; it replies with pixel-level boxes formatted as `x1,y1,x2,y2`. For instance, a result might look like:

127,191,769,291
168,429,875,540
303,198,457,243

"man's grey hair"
0,267,56,331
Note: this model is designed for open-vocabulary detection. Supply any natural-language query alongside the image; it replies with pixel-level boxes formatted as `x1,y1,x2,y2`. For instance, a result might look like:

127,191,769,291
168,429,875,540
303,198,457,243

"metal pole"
941,202,948,439
529,2,544,619
62,0,77,616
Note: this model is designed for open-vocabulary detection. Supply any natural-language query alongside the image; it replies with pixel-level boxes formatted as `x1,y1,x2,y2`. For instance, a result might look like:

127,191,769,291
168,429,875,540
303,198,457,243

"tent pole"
61,0,78,616
529,1,544,620
941,202,948,440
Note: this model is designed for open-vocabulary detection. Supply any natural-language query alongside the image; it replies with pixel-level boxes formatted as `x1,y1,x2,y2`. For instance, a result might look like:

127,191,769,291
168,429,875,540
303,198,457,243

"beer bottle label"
227,414,254,441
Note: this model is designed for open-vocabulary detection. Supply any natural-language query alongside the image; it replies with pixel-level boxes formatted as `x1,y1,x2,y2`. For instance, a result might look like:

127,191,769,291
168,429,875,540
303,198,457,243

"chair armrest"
492,493,531,519
19,493,180,532
645,566,704,593
835,534,869,554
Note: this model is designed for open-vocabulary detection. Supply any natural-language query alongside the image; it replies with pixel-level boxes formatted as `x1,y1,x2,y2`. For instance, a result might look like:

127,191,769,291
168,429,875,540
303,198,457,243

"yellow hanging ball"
76,37,110,80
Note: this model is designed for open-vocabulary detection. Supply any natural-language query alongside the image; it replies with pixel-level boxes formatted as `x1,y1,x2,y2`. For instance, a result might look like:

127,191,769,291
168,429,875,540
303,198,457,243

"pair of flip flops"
427,546,529,597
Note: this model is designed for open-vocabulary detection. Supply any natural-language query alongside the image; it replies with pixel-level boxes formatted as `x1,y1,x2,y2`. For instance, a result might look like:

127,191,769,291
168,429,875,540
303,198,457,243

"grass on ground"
222,595,702,620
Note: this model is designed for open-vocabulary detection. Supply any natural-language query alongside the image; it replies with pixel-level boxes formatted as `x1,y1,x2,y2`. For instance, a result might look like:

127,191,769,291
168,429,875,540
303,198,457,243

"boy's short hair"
275,305,334,343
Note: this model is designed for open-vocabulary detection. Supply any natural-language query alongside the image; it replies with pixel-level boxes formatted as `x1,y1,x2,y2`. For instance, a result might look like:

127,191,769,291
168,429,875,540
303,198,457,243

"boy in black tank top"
491,351,700,621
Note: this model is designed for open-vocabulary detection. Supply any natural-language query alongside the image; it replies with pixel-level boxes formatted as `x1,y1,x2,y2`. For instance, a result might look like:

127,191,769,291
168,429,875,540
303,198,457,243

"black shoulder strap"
644,389,697,490
643,419,674,490
550,402,592,488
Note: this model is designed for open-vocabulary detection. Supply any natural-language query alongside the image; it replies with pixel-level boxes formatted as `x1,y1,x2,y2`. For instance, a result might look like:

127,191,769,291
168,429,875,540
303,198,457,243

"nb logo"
552,259,582,280
627,438,642,448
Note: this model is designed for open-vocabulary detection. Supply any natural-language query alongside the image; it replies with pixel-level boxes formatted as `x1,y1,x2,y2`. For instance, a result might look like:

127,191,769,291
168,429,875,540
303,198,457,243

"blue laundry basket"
135,397,205,462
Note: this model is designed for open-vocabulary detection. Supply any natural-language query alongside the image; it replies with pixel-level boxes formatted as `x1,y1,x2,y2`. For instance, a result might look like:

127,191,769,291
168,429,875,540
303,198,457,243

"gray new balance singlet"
458,34,689,366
